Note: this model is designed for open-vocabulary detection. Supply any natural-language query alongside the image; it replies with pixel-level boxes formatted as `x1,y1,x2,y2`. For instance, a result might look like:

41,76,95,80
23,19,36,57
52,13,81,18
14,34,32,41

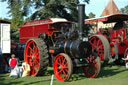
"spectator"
9,54,17,71
122,55,128,68
3,55,9,72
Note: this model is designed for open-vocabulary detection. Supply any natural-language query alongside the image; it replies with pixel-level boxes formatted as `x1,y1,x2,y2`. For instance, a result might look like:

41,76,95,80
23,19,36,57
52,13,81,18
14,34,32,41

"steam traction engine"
85,14,128,64
19,4,101,81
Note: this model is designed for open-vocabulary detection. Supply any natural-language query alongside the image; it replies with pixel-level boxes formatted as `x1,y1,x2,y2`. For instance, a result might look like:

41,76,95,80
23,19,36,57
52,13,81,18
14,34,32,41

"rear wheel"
54,53,73,81
89,35,110,62
24,38,49,76
82,54,101,78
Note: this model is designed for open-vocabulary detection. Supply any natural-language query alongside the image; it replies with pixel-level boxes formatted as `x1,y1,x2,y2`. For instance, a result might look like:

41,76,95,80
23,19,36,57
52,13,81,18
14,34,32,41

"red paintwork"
86,14,128,60
110,28,128,55
19,18,70,43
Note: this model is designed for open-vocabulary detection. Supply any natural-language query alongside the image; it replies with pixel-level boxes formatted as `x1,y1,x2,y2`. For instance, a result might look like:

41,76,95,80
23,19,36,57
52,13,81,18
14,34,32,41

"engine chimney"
78,4,85,41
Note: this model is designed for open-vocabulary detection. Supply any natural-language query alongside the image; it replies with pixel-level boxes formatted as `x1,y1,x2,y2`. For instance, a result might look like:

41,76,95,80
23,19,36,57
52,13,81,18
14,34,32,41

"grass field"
0,65,128,85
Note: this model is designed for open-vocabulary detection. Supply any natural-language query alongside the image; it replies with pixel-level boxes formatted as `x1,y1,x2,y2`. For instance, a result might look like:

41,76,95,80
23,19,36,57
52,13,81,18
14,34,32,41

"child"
9,54,17,70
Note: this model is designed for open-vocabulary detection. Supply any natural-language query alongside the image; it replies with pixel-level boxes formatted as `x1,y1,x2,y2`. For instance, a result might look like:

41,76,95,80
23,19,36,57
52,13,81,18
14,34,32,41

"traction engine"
19,4,101,81
85,14,128,64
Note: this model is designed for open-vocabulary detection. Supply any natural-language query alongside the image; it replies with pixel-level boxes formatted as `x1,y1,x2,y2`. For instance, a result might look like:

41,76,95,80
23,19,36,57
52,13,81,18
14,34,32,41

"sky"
0,0,128,19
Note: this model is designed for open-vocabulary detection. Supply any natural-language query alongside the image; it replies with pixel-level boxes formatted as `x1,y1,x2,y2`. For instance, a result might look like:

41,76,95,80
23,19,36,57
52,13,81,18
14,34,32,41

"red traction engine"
85,14,128,64
19,4,101,81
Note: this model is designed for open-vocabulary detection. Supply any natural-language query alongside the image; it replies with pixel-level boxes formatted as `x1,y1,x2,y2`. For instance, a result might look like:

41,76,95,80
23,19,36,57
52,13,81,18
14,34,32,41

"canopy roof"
85,14,128,24
23,18,71,26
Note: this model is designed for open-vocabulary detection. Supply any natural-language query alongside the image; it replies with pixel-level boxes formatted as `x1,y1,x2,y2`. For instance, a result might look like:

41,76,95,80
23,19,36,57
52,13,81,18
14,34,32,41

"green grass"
0,65,128,85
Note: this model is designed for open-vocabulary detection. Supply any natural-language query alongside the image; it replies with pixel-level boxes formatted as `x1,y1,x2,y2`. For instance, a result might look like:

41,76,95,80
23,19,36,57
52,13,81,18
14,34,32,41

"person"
9,54,17,71
122,54,128,68
3,54,9,72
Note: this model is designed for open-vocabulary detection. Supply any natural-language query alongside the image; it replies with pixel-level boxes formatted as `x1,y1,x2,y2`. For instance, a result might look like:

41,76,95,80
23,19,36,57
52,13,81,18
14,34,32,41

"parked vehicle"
19,4,101,81
85,14,128,64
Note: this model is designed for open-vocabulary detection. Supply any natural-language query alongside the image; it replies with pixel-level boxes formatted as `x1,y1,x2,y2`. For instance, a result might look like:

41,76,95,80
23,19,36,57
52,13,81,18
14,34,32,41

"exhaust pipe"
78,4,85,41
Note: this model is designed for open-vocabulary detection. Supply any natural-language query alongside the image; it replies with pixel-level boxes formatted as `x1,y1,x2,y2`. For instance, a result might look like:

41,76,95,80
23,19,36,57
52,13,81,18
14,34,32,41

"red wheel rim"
82,55,98,78
24,40,40,76
89,36,104,60
54,54,69,81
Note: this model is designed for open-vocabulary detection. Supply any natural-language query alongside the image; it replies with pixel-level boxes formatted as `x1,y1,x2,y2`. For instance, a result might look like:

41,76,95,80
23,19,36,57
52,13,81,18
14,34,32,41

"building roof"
101,0,121,16
0,20,11,24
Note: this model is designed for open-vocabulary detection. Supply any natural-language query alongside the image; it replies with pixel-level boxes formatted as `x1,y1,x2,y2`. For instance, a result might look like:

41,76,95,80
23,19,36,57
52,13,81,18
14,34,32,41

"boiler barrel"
55,41,92,58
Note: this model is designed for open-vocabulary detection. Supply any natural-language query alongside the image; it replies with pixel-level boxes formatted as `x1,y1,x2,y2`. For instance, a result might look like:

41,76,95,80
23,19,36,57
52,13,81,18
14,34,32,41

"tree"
87,12,96,33
0,0,31,29
88,12,95,18
120,5,128,14
29,0,90,22
1,0,90,23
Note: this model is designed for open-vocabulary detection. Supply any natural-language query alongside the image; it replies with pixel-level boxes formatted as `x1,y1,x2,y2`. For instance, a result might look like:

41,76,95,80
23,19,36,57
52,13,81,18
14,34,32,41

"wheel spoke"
97,44,103,50
34,53,39,59
89,41,96,48
62,58,66,64
62,70,67,75
31,66,35,74
34,60,39,66
63,71,68,79
28,46,33,56
64,68,68,73
97,39,100,47
98,50,104,53
27,55,32,58
58,57,62,64
57,62,61,66
35,47,38,53
28,46,33,52
58,69,63,74
33,42,36,53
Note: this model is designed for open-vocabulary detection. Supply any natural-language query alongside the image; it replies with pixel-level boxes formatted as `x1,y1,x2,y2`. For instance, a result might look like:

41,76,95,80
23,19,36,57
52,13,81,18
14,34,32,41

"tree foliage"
28,0,90,21
11,29,19,42
120,5,128,14
1,0,28,29
1,0,90,22
88,12,95,18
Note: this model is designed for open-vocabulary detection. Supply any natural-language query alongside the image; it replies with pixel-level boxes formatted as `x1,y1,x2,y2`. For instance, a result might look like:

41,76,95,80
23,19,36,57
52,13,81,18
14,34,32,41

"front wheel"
54,53,73,81
82,54,101,78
